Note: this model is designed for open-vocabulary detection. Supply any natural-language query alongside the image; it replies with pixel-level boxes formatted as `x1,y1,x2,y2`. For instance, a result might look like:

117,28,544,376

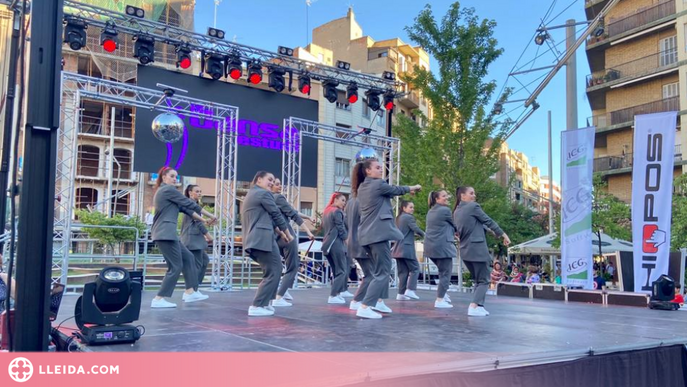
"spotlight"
100,23,118,53
365,89,382,111
268,67,286,93
649,275,680,310
204,53,225,80
125,5,145,18
494,103,503,115
383,90,395,111
298,74,311,94
176,45,192,69
247,60,263,84
133,34,155,65
208,27,225,40
63,17,87,51
278,46,294,56
383,71,396,81
534,31,548,46
593,25,605,37
323,80,339,103
226,53,243,80
336,60,351,70
346,82,358,104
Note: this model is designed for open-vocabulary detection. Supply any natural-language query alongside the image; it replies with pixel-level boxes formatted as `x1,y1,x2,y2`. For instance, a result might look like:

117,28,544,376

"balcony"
587,0,675,46
588,96,679,130
399,91,419,109
586,49,677,90
594,144,683,173
80,113,134,139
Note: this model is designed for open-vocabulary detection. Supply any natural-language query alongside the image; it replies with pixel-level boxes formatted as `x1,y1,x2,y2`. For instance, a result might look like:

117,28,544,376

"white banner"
632,112,677,293
561,126,595,289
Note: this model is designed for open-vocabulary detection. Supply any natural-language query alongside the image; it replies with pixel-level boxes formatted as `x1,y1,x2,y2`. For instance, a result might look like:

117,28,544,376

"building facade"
492,141,551,212
540,176,562,213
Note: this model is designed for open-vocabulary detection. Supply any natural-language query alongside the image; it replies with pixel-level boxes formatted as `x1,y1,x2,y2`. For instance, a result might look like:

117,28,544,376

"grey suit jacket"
180,207,209,251
345,197,368,259
241,186,290,254
273,193,304,248
357,178,410,246
322,207,347,255
423,205,458,259
392,213,424,259
151,184,202,242
453,201,504,263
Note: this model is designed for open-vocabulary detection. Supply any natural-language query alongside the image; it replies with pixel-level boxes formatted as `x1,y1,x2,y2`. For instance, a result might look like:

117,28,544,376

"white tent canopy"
508,233,634,256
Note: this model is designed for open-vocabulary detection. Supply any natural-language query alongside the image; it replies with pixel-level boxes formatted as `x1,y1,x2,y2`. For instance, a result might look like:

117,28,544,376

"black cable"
55,315,75,331
545,0,578,26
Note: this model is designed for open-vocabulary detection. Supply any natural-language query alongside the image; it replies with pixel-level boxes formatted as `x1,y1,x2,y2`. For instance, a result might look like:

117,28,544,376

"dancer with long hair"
322,192,348,304
151,167,212,308
453,186,510,317
424,190,458,309
180,184,215,296
241,171,293,316
345,189,372,311
352,158,421,319
392,200,425,301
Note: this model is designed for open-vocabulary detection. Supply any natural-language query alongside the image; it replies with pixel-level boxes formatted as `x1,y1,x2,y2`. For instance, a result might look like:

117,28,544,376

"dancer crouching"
392,201,425,300
322,193,348,305
424,190,458,309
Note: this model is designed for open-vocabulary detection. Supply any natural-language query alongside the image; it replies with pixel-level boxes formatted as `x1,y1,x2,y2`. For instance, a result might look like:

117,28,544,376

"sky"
193,0,592,184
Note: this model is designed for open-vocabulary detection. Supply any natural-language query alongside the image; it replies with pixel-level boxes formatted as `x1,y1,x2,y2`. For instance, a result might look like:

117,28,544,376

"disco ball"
355,148,378,163
151,113,184,143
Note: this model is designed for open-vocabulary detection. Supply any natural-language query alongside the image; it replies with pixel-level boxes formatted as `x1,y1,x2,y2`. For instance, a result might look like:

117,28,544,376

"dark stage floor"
55,286,687,358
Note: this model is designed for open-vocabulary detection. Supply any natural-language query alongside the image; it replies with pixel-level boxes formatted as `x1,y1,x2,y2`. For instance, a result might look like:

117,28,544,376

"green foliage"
75,209,146,250
672,174,687,251
489,203,547,258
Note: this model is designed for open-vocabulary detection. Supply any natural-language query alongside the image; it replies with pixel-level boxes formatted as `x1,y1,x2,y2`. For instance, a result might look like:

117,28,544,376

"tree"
672,174,687,251
76,209,146,261
489,203,548,258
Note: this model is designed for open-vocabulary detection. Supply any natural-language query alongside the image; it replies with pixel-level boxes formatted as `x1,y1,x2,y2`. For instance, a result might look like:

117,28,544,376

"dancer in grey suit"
322,192,348,304
392,201,425,301
241,171,293,317
271,178,315,307
424,190,458,309
346,194,374,311
453,186,511,317
353,158,421,319
180,185,214,293
151,167,214,309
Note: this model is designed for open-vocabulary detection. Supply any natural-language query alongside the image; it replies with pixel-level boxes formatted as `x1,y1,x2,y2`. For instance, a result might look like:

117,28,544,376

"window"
659,36,677,66
335,90,351,111
111,190,130,216
80,100,104,135
77,145,100,177
75,188,98,210
362,99,370,118
301,202,313,217
378,51,388,58
335,158,351,180
113,149,132,179
318,53,324,63
335,123,351,138
663,82,679,98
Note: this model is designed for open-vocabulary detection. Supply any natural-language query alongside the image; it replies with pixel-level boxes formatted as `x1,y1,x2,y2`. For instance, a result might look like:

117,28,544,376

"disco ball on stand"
355,148,378,163
151,113,184,143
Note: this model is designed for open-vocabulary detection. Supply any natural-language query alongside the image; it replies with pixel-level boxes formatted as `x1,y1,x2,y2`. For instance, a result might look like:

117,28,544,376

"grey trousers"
362,241,392,306
190,249,210,290
156,240,198,298
248,248,282,307
353,258,373,302
396,258,420,294
277,239,300,297
429,257,453,298
325,246,347,297
344,252,353,292
464,261,490,305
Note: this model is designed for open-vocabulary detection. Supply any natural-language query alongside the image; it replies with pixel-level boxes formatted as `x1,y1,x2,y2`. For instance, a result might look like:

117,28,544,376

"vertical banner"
632,111,677,293
561,126,595,289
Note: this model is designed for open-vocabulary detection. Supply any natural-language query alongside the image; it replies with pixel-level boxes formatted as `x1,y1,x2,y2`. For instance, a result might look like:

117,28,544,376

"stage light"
365,89,382,111
226,53,243,80
268,67,286,92
336,60,351,71
534,31,548,46
278,46,294,56
298,74,311,94
383,71,396,81
125,5,145,18
63,17,87,51
204,53,225,80
176,45,192,69
247,60,263,84
133,34,155,65
208,27,225,40
383,90,395,111
100,24,118,53
346,82,358,104
593,25,605,37
323,80,339,103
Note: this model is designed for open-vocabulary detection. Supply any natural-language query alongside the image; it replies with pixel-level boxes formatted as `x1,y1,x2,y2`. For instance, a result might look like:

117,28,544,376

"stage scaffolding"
57,72,239,290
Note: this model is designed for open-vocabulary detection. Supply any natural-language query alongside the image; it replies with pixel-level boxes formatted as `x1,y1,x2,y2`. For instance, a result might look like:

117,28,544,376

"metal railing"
586,49,677,88
80,113,134,138
588,96,679,128
607,0,675,38
594,144,683,172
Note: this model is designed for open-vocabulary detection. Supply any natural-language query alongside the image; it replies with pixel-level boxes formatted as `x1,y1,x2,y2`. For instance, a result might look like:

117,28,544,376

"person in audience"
593,269,606,291
526,265,540,284
490,261,507,290
509,266,524,283
672,284,684,306
0,272,16,313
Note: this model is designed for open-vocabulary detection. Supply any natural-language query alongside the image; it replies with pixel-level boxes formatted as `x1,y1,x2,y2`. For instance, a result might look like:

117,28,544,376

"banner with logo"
561,126,595,289
632,111,677,293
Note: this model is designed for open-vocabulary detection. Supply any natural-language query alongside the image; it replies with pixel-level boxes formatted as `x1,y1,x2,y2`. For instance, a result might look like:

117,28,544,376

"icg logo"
8,357,33,383
566,145,587,167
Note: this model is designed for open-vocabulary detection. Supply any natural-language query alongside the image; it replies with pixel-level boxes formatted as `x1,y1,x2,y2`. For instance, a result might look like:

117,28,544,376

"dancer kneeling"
322,193,348,305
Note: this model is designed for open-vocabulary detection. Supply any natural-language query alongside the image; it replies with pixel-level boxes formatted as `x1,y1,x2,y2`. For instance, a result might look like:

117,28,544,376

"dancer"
322,192,348,304
346,192,372,311
392,201,425,301
271,178,315,306
180,185,215,296
241,171,293,316
354,158,421,319
151,167,211,308
424,190,458,309
453,186,510,317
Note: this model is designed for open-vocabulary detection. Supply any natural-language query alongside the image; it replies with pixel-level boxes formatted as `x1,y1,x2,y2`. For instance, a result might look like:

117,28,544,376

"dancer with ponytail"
345,188,372,311
424,190,458,309
353,158,421,319
392,201,425,300
180,185,216,296
453,186,510,317
322,192,348,304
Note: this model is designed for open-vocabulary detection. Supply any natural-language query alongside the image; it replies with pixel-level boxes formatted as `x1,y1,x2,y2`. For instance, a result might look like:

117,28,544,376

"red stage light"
102,38,117,53
385,101,394,110
179,57,192,69
302,84,311,94
229,68,242,80
249,73,262,84
348,94,358,104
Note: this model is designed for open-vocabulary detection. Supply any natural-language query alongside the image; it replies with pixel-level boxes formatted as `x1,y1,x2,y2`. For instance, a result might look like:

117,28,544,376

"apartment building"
586,0,687,202
492,141,545,212
540,176,562,213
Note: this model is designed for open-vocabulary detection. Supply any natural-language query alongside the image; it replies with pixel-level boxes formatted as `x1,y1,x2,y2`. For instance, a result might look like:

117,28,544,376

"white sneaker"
396,294,411,301
196,290,206,297
339,291,355,298
478,306,490,316
151,298,177,308
328,296,346,304
265,305,275,311
356,306,382,319
405,290,420,300
434,300,453,309
372,300,392,313
443,294,452,303
183,291,209,303
283,290,294,301
349,300,361,310
248,306,274,316
272,298,292,307
468,306,488,317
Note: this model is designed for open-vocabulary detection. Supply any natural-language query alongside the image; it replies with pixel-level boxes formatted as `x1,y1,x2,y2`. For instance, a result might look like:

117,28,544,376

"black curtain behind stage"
347,345,687,387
